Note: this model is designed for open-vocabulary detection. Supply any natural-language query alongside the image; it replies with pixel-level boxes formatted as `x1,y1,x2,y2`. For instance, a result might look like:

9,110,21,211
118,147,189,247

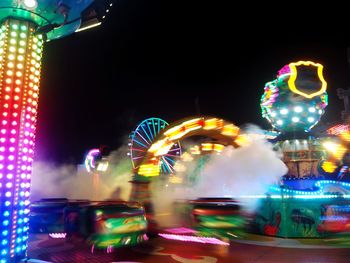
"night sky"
34,1,350,164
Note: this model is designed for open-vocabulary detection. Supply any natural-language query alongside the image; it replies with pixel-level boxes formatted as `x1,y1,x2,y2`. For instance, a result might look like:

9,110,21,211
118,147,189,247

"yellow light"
201,143,213,151
288,61,327,99
340,131,350,142
235,135,251,147
164,124,183,139
138,163,161,177
221,124,239,137
213,143,224,152
334,145,347,160
321,161,337,173
183,118,202,132
203,118,222,130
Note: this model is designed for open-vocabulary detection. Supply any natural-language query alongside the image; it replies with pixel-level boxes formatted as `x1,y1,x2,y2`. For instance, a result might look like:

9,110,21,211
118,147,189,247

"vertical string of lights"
0,18,43,262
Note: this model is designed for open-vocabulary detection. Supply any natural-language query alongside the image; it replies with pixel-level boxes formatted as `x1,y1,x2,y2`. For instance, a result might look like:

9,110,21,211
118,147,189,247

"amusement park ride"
29,60,350,259
2,2,350,261
0,0,114,262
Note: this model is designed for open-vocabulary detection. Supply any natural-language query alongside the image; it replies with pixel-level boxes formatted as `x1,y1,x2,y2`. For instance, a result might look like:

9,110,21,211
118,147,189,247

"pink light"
278,64,291,76
158,233,230,246
164,227,198,234
328,124,350,135
49,233,67,239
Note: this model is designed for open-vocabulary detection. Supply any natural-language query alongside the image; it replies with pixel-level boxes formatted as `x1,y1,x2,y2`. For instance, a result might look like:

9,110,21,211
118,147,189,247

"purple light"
158,233,230,246
48,233,67,239
84,148,100,173
163,227,198,234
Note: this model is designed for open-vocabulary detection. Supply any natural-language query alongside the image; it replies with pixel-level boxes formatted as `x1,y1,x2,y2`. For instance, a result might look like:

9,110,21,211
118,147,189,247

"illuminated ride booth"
251,61,350,238
0,0,112,261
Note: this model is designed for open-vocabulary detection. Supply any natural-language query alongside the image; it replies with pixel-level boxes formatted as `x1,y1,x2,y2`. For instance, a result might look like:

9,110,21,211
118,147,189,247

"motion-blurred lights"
22,0,37,9
323,141,339,154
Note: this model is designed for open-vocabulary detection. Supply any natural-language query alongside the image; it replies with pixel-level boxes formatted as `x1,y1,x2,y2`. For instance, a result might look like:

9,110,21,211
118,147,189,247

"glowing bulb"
294,106,303,113
280,109,288,115
307,117,315,122
23,0,37,9
276,120,283,125
292,117,299,122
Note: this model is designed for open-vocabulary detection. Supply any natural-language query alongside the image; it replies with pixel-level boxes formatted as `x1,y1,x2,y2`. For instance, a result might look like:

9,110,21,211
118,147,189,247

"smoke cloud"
30,146,133,202
151,125,288,226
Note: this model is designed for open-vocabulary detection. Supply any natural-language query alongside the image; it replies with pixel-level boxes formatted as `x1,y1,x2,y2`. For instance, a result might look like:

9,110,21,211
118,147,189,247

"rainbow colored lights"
0,19,43,262
261,61,328,132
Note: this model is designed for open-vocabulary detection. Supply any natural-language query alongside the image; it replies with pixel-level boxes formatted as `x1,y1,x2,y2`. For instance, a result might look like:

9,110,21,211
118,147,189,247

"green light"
20,25,27,31
11,25,18,30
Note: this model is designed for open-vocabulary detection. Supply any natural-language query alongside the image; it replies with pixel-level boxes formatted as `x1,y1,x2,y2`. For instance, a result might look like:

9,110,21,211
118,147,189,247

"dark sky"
34,1,350,164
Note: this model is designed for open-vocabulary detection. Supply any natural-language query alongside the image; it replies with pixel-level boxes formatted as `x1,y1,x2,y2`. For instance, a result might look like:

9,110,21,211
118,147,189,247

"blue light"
2,221,9,226
3,211,9,217
1,231,8,236
0,250,6,255
4,201,10,206
1,240,7,246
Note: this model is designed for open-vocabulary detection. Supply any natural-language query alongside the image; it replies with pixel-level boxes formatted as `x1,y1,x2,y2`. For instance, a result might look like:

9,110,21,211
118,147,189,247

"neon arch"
136,117,249,177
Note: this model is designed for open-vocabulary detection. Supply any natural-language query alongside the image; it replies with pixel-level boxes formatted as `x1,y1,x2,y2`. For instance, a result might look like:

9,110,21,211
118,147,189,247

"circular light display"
261,61,328,132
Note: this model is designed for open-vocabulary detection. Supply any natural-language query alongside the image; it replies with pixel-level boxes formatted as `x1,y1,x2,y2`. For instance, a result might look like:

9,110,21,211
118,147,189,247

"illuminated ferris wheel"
129,118,182,174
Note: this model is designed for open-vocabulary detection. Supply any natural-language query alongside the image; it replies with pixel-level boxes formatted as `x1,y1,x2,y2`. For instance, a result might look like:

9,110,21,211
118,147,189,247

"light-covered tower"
0,1,113,261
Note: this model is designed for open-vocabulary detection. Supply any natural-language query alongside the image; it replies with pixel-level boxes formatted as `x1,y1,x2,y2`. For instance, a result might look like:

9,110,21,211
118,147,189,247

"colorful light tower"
0,1,113,261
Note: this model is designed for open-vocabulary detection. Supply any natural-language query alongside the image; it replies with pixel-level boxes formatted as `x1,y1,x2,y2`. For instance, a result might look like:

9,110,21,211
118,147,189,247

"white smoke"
151,125,288,226
30,146,133,202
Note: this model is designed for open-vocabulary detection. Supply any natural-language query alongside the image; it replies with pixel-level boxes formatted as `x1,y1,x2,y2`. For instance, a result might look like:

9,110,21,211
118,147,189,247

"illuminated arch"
136,117,249,177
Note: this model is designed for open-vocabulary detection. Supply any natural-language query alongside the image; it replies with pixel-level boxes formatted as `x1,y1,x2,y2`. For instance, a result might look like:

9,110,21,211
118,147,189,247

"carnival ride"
0,1,114,261
128,117,182,175
29,198,148,250
125,61,350,241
